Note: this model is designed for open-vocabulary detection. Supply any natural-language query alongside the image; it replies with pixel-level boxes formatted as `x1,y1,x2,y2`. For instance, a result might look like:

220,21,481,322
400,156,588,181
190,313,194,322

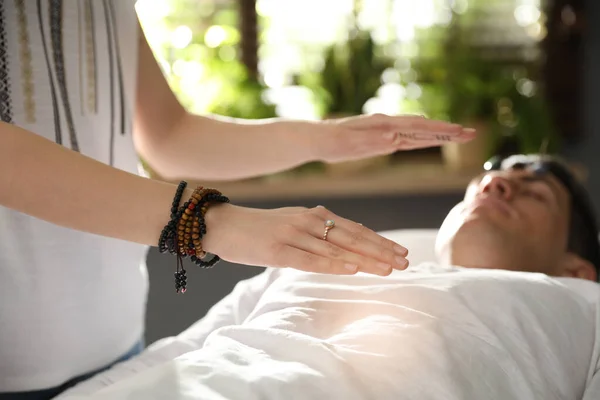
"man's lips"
467,195,514,218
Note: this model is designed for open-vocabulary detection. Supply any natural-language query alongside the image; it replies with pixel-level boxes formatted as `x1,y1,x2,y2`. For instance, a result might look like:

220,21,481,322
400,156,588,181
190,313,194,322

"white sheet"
59,263,600,400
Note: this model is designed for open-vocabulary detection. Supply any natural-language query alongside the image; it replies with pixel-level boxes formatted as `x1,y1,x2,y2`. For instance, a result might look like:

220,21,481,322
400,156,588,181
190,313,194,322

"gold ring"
323,219,335,240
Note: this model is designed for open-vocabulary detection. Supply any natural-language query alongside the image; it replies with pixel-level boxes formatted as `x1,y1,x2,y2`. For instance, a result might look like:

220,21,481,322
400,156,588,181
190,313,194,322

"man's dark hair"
485,154,600,281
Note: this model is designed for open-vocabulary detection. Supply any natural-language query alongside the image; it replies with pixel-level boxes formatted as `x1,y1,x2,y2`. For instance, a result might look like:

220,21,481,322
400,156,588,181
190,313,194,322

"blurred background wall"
133,0,600,343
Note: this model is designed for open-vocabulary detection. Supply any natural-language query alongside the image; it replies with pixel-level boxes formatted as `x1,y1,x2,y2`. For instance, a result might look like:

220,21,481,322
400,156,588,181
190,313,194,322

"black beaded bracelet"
158,181,187,254
158,182,230,293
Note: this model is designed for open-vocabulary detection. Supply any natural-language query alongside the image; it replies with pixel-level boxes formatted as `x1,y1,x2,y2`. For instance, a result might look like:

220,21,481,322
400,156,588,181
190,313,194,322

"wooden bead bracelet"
158,181,230,293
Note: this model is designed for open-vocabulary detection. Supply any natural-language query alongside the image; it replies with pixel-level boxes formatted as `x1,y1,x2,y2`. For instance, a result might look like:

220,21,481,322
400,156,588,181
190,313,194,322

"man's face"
435,166,572,275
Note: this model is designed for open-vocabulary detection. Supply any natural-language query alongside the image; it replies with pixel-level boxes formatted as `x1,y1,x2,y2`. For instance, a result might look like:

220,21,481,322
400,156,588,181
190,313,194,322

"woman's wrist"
201,202,234,254
168,185,233,256
243,118,322,172
268,119,322,164
284,119,339,163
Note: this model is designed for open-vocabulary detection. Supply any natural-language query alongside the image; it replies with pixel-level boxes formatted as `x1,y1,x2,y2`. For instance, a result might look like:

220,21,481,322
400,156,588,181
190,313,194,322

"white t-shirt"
59,264,600,400
0,0,148,391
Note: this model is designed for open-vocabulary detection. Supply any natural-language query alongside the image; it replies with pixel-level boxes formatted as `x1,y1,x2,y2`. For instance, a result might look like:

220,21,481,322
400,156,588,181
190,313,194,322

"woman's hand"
312,113,476,164
202,204,408,276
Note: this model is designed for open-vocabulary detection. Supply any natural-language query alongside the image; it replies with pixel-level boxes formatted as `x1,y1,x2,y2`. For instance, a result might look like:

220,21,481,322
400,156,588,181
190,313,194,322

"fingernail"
395,256,409,269
463,128,476,134
383,132,397,141
345,264,358,273
394,244,408,256
376,262,392,272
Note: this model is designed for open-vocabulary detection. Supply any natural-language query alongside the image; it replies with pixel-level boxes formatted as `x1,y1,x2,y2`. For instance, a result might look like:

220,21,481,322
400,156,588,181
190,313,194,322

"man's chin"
460,206,511,228
463,202,496,216
457,216,512,244
440,212,510,251
436,203,510,255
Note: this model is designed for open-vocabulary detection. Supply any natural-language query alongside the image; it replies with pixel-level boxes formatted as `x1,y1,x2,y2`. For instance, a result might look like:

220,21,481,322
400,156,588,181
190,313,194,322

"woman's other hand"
312,113,476,163
202,204,409,276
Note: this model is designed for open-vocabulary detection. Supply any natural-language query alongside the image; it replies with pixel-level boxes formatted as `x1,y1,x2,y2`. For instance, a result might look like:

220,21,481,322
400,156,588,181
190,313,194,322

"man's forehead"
492,156,563,182
475,160,570,201
490,154,545,170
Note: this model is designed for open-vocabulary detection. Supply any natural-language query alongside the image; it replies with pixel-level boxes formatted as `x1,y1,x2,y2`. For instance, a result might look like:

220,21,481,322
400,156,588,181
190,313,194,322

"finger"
402,116,466,131
389,128,475,148
291,235,394,276
272,245,359,275
311,207,409,258
346,126,474,157
338,218,410,261
302,219,408,270
330,226,409,270
382,120,464,139
392,127,475,143
349,114,461,134
399,140,465,151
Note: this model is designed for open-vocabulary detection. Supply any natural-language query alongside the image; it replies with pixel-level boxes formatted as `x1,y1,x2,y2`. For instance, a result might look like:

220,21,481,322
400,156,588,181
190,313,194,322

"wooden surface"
185,154,481,202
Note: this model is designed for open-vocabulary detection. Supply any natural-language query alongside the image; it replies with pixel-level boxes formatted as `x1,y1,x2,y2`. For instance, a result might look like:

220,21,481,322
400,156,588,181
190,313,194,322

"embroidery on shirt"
15,0,35,123
37,0,62,144
84,0,97,114
77,0,83,115
50,0,80,152
0,1,13,124
101,0,116,165
106,0,126,135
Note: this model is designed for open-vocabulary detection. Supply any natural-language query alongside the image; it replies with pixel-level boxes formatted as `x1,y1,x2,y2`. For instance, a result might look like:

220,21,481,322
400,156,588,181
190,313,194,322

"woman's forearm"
0,121,186,246
135,113,318,181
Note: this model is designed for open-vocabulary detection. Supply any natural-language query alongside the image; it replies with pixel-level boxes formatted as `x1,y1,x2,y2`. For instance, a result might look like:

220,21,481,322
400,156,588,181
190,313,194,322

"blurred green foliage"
149,0,276,119
300,30,393,117
207,73,277,119
413,10,559,156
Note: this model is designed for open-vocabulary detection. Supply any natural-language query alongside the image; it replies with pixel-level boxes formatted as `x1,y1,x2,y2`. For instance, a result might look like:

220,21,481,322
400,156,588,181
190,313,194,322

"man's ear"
560,253,597,281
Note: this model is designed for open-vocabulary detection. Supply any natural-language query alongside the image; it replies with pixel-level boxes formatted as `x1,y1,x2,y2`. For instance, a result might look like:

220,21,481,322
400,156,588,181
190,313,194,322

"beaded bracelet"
158,181,230,293
158,181,187,254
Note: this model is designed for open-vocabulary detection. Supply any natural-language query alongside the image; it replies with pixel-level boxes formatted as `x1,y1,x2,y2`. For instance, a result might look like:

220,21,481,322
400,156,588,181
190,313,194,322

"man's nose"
480,175,514,200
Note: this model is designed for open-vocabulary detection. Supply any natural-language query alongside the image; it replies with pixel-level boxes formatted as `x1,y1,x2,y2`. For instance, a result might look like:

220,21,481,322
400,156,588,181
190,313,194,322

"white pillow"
379,229,438,265
378,229,600,267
